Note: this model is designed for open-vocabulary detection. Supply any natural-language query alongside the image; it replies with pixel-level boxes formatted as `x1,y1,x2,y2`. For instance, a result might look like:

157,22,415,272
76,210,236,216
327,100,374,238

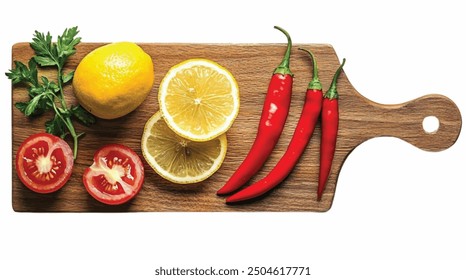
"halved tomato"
15,133,74,193
83,144,144,205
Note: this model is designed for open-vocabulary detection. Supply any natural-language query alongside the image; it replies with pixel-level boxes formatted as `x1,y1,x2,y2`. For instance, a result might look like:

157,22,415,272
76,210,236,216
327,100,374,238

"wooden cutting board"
11,42,462,212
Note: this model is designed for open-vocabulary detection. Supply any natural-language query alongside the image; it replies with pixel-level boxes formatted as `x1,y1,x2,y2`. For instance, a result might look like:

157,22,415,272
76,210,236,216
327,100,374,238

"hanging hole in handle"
423,116,440,134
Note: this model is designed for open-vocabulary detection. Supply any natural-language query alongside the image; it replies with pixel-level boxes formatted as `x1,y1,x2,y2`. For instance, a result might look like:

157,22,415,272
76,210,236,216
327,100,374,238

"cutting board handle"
357,93,462,152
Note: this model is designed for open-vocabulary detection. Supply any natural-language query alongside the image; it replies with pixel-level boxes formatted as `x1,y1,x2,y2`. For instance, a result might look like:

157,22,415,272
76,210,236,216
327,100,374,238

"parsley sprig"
6,27,95,159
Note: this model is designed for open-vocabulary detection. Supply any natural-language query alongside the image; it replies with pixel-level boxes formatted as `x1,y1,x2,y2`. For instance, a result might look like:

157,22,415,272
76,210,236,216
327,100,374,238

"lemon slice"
141,111,227,184
158,58,240,142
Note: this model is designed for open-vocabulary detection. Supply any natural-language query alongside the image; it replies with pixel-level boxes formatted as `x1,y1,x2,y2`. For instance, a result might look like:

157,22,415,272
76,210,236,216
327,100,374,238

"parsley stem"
57,66,68,109
49,95,79,159
57,65,79,159
66,118,79,159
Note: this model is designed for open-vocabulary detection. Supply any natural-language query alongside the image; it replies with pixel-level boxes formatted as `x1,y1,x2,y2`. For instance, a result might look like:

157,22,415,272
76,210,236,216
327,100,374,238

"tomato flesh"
15,133,73,193
83,144,144,205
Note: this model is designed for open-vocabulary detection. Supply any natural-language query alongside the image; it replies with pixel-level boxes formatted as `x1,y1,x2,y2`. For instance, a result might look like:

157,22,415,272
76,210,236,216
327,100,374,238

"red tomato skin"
83,144,144,205
15,133,74,194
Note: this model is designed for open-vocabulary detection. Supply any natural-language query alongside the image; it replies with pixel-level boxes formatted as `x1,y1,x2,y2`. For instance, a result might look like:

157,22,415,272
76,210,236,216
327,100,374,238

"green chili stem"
273,26,293,76
298,48,322,90
324,58,346,99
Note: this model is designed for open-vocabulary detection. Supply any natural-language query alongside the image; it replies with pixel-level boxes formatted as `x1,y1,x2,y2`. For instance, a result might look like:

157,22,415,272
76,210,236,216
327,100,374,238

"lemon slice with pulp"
158,58,239,142
141,111,227,184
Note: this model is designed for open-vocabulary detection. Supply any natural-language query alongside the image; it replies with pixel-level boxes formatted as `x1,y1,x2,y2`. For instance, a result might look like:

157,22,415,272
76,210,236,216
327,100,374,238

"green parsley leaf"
14,102,29,114
27,59,39,85
5,59,38,86
40,76,59,93
71,105,96,126
5,62,25,84
21,88,53,117
24,94,42,116
33,55,57,67
57,27,81,60
45,114,67,138
62,70,75,84
30,31,59,67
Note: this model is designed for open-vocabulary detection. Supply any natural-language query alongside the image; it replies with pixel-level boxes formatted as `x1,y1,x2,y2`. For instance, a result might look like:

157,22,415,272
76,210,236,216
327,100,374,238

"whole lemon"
73,42,154,119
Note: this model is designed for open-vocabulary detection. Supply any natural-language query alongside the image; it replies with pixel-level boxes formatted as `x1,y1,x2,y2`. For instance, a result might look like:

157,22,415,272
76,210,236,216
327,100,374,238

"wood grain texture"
11,43,462,212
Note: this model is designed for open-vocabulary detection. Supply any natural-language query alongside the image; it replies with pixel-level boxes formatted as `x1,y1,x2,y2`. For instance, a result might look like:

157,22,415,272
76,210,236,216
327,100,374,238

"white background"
1,0,465,279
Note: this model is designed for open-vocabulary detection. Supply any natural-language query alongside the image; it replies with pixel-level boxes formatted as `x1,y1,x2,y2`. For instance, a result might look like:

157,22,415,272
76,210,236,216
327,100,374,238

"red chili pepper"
226,49,322,203
317,58,346,201
216,26,293,196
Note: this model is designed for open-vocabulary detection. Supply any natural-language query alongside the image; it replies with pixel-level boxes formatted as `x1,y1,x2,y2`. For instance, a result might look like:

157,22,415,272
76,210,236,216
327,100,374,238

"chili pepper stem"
323,58,346,99
298,48,322,90
273,26,293,76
